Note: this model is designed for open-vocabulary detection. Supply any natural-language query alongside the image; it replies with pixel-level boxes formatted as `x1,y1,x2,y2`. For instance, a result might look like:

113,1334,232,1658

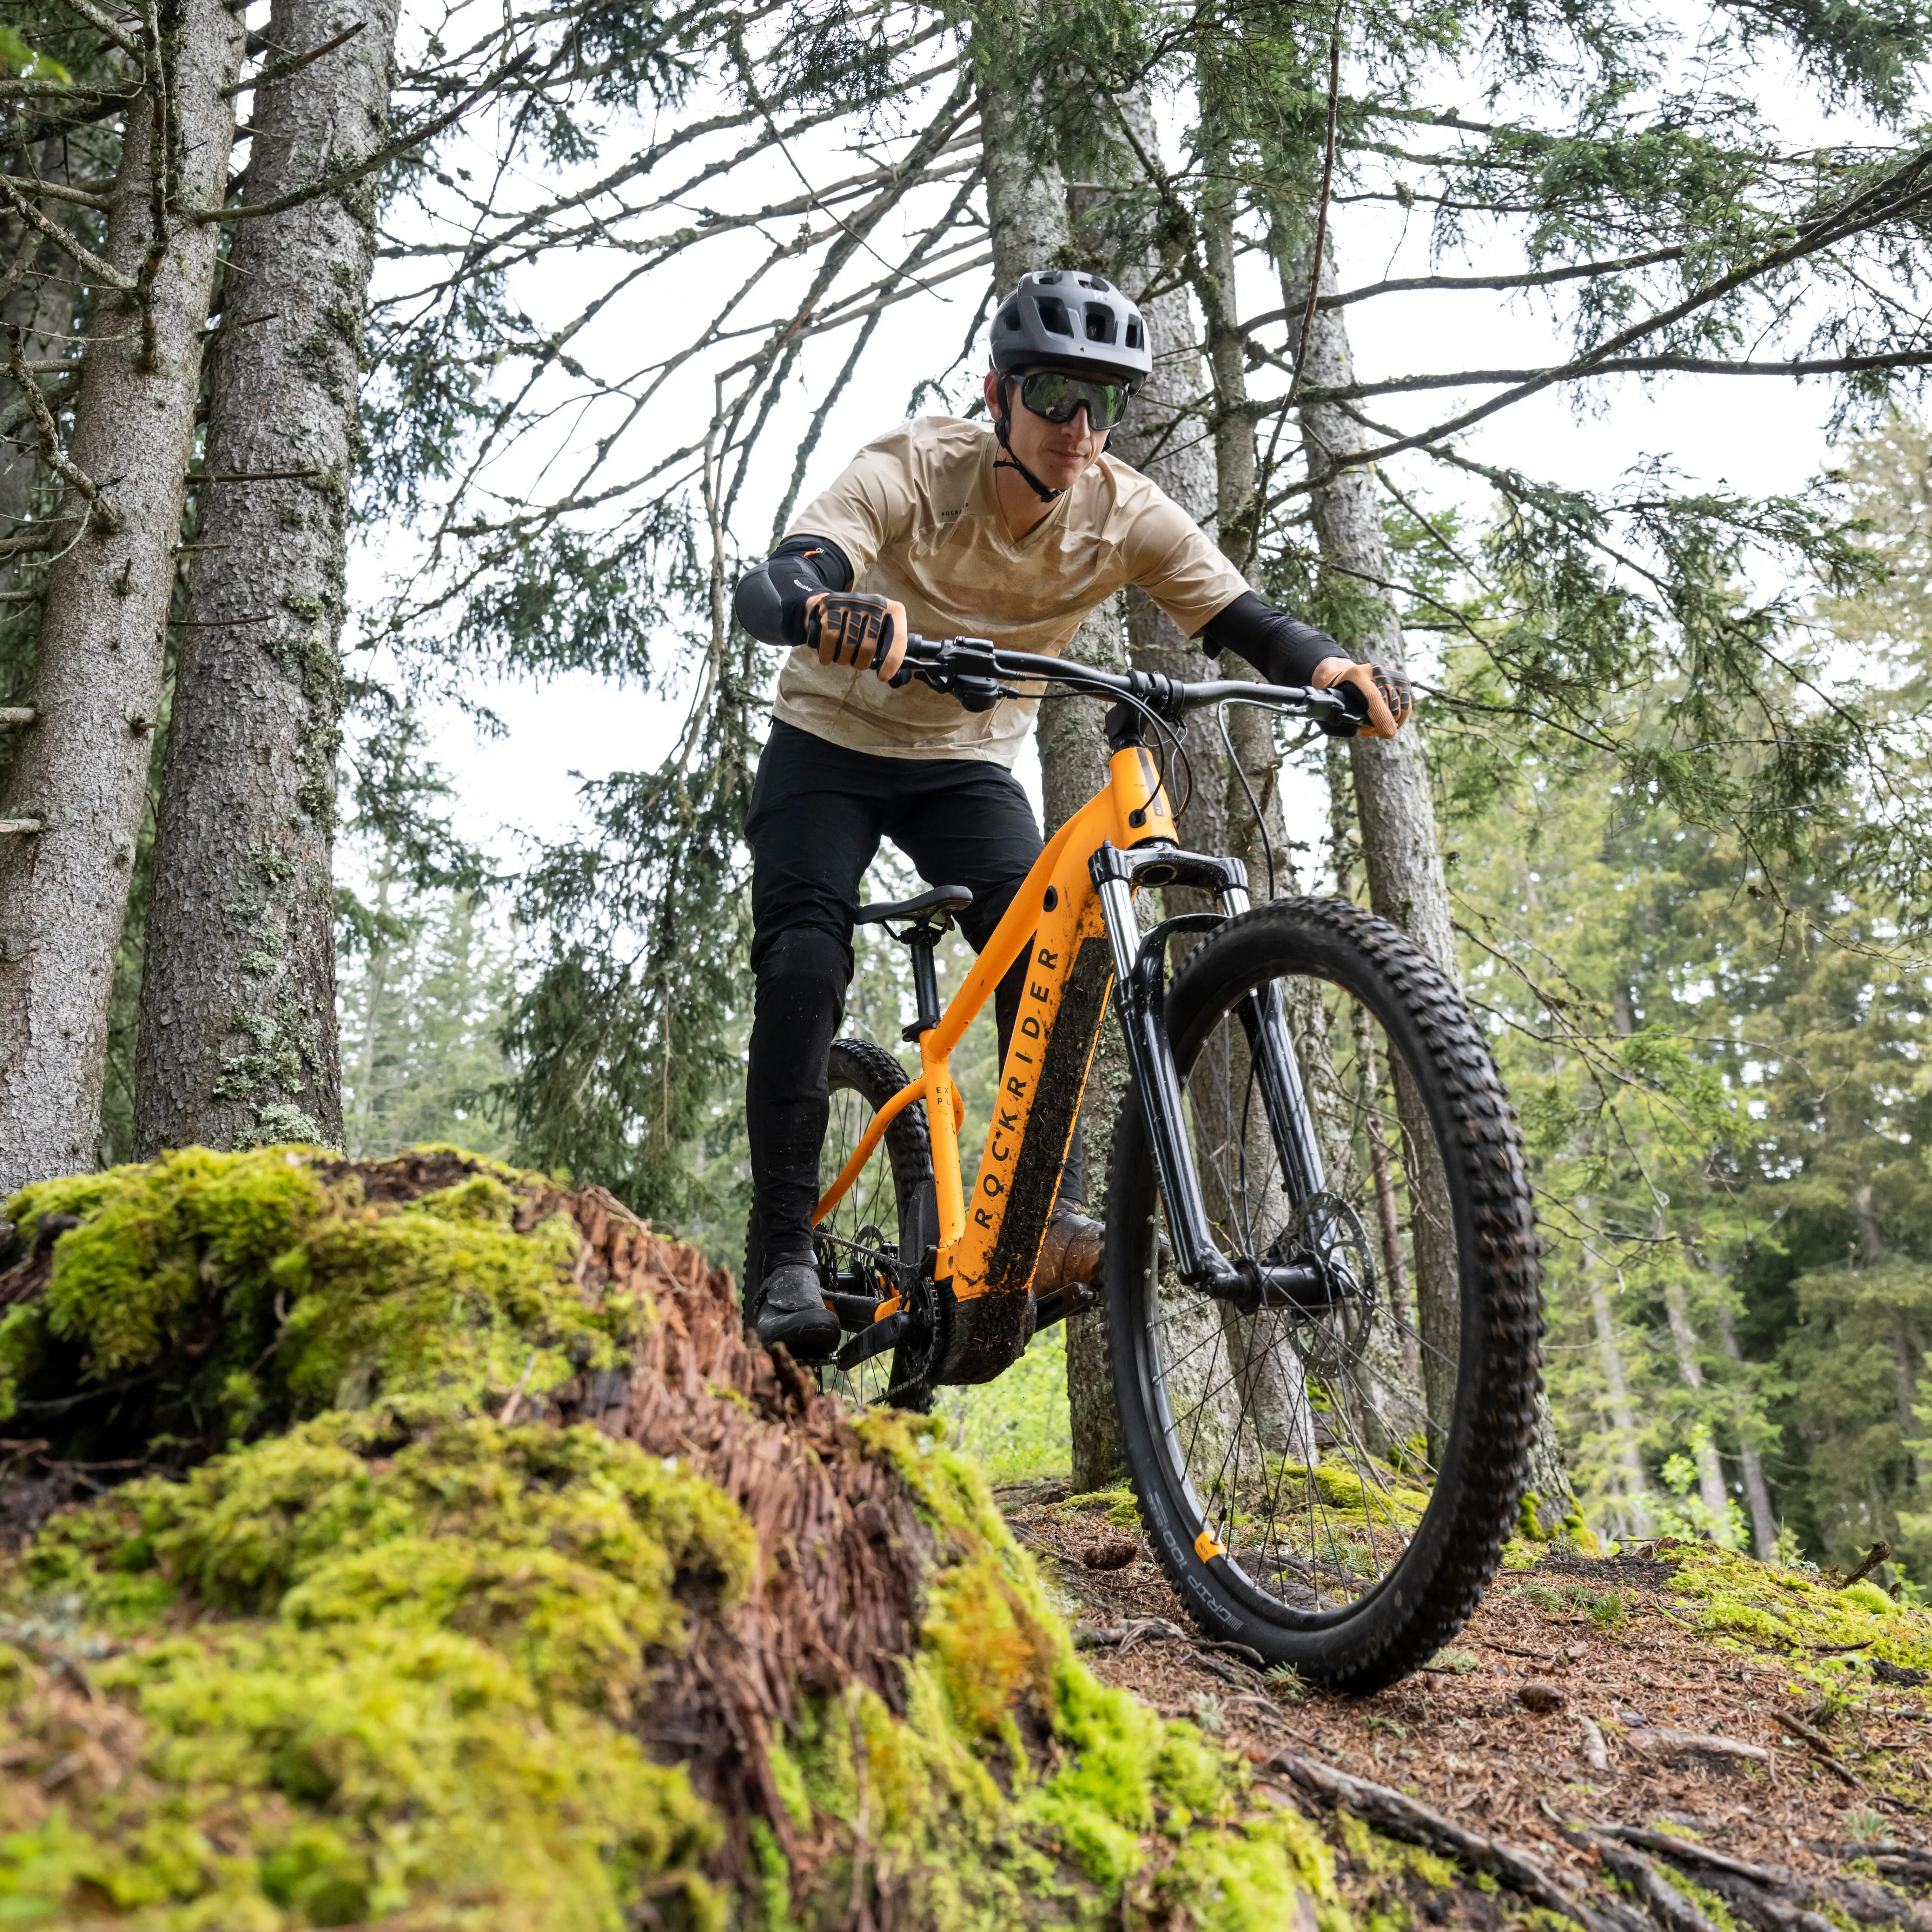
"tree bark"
0,0,246,1195
0,144,86,536
134,0,399,1156
0,143,90,787
980,61,1132,1489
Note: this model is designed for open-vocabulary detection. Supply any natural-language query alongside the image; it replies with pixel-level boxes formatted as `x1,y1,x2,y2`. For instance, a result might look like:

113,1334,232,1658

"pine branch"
1299,345,1932,403
198,47,536,224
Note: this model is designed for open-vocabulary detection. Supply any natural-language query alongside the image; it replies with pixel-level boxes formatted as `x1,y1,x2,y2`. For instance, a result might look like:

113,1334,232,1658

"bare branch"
0,176,136,291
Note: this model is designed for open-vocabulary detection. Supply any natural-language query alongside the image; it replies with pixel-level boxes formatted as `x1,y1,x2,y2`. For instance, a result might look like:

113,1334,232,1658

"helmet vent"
1083,305,1117,344
1125,318,1144,350
1034,295,1075,337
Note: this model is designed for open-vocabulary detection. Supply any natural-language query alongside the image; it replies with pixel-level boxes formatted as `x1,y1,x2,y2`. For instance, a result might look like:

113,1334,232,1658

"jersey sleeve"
786,425,919,582
1122,485,1250,639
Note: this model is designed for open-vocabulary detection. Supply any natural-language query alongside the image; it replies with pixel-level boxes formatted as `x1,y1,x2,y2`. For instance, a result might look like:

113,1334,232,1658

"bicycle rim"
1110,898,1539,1685
815,1043,938,1410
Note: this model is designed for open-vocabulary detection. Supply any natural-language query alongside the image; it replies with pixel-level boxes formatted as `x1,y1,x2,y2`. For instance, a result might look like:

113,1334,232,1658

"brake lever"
1317,680,1371,738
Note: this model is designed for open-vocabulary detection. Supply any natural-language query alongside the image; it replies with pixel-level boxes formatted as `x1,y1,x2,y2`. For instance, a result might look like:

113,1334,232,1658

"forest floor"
999,1477,1932,1932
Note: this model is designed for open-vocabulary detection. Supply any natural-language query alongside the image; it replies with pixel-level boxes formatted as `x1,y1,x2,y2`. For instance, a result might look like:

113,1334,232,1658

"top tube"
889,632,1370,732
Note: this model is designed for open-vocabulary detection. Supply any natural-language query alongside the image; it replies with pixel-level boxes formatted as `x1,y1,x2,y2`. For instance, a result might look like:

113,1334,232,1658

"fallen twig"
497,1350,540,1427
1625,1726,1771,1764
1596,1827,1794,1888
1480,1637,1559,1663
1075,1616,1189,1652
1773,1710,1873,1791
1272,1750,1644,1932
1073,1616,1267,1671
1835,1542,1891,1589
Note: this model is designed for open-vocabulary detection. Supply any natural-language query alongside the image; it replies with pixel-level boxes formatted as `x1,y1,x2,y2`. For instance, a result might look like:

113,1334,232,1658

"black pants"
746,720,1082,1271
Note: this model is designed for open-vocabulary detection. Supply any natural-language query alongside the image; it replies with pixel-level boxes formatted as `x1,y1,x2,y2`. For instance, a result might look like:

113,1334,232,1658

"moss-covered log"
0,1145,1336,1929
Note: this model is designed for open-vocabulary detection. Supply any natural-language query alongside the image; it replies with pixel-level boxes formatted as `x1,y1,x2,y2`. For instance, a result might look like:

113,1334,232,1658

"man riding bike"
733,268,1414,1362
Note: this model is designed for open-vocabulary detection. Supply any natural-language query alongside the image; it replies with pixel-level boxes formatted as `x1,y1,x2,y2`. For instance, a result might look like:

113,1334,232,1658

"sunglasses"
1017,368,1131,430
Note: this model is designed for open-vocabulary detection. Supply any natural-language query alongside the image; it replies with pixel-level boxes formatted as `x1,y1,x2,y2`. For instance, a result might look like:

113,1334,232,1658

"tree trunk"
0,144,85,535
134,0,398,1156
980,62,1130,1488
0,144,90,789
1286,245,1454,970
0,0,246,1195
1288,237,1575,1528
1579,1212,1654,1539
1716,1304,1779,1560
1660,1277,1734,1539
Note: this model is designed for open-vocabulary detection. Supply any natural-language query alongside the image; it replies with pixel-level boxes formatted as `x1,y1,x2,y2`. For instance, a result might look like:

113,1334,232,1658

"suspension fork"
1092,843,1330,1310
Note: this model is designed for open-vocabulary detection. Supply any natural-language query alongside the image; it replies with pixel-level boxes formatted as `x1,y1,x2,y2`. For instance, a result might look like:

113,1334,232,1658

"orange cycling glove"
807,592,907,681
1369,664,1413,730
1312,658,1412,738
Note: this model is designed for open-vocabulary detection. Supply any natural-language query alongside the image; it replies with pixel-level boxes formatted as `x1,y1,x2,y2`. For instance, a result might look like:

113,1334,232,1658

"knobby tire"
1104,896,1542,1690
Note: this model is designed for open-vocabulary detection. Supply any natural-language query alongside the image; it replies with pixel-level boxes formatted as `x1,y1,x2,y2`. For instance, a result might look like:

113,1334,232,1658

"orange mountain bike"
757,633,1542,1688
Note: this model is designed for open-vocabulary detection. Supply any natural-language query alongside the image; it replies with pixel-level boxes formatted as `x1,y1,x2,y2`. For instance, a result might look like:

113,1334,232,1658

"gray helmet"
990,270,1152,389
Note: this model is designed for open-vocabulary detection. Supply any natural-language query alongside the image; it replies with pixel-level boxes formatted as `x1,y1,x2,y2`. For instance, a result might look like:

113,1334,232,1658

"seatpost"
907,928,942,1035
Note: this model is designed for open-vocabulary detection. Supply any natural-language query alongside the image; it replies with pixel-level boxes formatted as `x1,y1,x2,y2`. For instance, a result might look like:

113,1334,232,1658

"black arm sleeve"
732,533,855,646
1198,590,1341,687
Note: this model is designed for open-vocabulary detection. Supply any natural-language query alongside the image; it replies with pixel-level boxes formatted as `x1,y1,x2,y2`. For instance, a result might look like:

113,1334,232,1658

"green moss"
747,1820,801,1932
811,1411,1341,1931
12,1621,722,1930
1663,1541,1932,1673
1,1148,640,1457
0,1146,1342,1932
0,1411,747,1926
1058,1485,1142,1527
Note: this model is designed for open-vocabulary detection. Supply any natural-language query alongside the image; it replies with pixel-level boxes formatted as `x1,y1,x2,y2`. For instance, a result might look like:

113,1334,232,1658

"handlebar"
887,633,1370,736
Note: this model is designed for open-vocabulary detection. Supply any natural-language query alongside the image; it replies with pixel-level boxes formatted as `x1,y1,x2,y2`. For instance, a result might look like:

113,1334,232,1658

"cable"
1217,701,1276,901
1029,683,1195,822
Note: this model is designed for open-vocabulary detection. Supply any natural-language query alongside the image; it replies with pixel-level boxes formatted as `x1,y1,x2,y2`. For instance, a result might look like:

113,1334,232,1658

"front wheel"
1105,897,1542,1690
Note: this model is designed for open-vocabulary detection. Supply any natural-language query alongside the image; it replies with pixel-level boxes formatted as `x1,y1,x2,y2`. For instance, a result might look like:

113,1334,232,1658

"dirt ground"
1000,1479,1932,1931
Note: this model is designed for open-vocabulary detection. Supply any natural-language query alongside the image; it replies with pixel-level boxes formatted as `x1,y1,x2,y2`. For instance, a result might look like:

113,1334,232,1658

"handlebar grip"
1319,678,1371,737
888,632,933,687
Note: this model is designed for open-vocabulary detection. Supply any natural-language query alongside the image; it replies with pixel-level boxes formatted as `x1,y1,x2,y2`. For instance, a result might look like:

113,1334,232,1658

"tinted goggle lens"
1020,370,1130,429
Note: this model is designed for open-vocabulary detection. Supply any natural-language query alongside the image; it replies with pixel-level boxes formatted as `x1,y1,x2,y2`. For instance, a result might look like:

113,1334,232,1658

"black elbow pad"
733,534,854,647
734,563,789,644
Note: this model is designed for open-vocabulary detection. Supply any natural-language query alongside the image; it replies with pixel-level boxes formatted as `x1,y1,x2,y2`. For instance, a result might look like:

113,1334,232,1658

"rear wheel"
1105,897,1541,1689
747,1039,939,1409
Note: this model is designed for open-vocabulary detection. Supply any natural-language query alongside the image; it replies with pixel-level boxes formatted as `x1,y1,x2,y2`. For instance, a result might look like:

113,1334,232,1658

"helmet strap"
993,379,1064,502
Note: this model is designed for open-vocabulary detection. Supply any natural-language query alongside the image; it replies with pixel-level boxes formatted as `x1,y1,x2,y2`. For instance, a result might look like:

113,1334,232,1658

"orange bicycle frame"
812,741,1177,1382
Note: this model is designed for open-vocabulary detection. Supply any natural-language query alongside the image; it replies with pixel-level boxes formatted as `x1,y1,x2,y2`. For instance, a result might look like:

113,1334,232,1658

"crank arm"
835,1310,906,1371
826,1289,887,1332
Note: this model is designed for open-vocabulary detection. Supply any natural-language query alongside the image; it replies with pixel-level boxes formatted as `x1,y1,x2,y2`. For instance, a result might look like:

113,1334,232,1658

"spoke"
1150,976,1465,1620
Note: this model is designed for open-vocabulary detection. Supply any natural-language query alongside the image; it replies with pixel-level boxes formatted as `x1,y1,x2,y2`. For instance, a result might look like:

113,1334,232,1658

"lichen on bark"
134,0,404,1161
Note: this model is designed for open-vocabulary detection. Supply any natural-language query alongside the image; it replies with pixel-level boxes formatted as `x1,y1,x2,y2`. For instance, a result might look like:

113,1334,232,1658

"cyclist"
734,269,1413,1361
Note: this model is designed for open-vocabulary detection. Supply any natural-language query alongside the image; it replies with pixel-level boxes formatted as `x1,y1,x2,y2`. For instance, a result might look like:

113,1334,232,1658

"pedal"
1029,1278,1099,1334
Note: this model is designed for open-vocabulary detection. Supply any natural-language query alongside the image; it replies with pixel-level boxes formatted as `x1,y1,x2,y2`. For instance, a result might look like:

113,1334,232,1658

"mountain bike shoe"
753,1261,841,1362
1036,1205,1104,1296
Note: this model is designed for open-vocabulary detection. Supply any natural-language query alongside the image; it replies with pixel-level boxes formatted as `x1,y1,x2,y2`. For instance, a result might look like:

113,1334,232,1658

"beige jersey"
773,414,1248,764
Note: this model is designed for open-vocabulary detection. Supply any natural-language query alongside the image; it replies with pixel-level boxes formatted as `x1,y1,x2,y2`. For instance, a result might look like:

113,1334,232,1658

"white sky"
347,23,1884,889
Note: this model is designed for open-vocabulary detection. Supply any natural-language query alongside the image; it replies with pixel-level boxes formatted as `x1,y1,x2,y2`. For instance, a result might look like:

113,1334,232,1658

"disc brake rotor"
1281,1190,1376,1375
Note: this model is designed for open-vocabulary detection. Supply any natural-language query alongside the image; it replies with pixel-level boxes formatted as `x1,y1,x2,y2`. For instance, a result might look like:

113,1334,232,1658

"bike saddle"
854,884,973,928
